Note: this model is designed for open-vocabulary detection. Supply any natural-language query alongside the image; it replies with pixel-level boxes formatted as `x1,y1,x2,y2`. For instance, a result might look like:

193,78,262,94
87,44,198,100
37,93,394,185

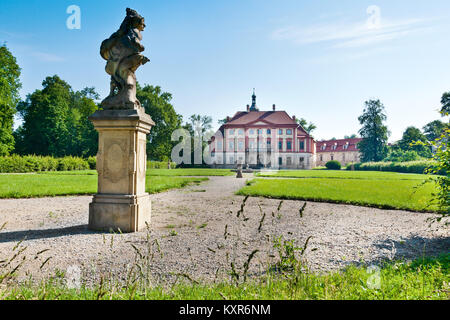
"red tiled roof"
225,111,297,126
316,138,362,153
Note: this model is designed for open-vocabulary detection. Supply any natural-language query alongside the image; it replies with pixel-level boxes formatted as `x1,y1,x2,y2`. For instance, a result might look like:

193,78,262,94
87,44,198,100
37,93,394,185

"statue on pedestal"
88,8,154,232
100,8,150,109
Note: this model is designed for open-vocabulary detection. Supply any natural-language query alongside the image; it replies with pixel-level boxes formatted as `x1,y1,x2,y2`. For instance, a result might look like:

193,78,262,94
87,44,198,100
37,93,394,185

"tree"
218,117,228,125
15,76,100,157
398,126,431,158
423,120,448,142
296,118,316,135
0,45,21,155
16,75,72,156
137,84,182,161
181,114,213,166
357,99,389,162
67,87,99,157
440,92,450,116
384,149,420,162
344,134,358,139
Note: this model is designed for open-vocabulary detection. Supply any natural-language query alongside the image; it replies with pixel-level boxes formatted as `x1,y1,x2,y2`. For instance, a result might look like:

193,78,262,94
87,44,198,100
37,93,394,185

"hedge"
0,155,177,173
0,155,89,173
325,160,341,170
346,160,445,175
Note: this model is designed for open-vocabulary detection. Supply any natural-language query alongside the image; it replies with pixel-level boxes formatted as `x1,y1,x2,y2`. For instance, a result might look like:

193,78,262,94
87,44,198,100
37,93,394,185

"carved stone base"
88,108,154,232
89,194,151,232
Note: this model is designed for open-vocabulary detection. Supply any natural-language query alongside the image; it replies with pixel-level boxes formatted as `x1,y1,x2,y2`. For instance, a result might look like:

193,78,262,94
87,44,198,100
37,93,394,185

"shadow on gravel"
325,235,449,269
370,235,450,262
0,224,104,243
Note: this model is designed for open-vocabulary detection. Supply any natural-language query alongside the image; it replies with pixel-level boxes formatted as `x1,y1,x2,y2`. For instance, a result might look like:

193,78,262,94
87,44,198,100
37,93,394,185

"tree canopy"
423,120,448,142
137,84,182,161
440,92,450,116
357,99,389,162
296,118,316,135
0,45,21,155
15,75,99,157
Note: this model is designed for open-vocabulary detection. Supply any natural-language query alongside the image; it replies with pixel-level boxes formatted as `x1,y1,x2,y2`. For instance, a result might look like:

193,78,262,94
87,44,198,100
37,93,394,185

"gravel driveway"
0,174,448,286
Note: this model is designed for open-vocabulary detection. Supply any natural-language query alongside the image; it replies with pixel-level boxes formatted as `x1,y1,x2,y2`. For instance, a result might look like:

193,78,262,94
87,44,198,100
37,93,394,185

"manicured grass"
256,169,431,181
0,174,207,198
146,168,233,176
38,168,234,176
238,177,438,212
2,254,448,300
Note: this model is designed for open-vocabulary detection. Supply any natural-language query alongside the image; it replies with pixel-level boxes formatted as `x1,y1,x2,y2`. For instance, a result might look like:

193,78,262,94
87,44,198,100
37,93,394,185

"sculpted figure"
100,8,149,109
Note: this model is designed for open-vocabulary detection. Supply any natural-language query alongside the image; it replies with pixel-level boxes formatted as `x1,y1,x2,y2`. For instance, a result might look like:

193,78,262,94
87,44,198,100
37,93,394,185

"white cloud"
271,17,432,49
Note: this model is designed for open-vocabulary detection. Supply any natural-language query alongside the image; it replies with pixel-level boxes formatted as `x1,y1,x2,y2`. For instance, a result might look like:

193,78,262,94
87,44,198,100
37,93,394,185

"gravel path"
0,174,448,286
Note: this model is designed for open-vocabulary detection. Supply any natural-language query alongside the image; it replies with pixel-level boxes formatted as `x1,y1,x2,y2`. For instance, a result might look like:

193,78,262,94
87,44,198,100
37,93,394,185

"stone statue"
100,8,150,109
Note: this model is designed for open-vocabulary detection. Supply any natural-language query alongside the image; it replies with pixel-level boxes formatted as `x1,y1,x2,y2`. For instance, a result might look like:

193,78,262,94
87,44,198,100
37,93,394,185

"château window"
257,129,263,134
249,129,254,135
278,140,283,150
238,129,244,135
286,129,292,135
300,141,305,150
229,129,235,135
267,129,271,134
278,129,283,135
287,141,292,150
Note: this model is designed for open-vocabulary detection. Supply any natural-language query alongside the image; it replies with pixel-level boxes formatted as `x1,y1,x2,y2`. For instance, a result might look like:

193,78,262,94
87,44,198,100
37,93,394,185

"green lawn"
238,176,438,212
256,169,432,180
37,168,233,176
0,174,207,198
146,168,233,176
2,254,448,300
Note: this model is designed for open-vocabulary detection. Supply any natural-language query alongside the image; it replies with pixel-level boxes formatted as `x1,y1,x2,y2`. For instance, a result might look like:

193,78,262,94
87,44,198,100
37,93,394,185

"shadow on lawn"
0,224,104,243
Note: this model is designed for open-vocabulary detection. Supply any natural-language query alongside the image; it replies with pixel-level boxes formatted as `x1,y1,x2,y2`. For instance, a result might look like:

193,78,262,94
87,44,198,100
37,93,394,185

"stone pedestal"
88,108,154,232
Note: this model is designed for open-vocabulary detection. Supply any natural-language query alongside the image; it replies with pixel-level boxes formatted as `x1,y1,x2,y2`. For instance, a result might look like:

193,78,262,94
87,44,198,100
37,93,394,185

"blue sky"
1,0,449,141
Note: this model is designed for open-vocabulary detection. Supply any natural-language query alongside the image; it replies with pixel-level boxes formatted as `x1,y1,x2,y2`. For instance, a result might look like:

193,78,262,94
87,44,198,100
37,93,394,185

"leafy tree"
137,84,182,161
398,126,431,158
180,114,213,166
16,75,72,156
0,45,21,155
383,149,420,162
187,114,213,137
67,87,99,157
296,118,316,135
218,117,228,125
344,134,358,139
423,120,448,142
440,92,450,116
357,99,389,162
15,76,100,157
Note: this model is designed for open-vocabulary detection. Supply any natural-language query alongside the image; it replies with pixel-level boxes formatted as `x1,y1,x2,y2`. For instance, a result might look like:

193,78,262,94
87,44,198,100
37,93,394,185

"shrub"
147,160,177,169
346,160,445,175
57,156,89,171
383,149,421,162
87,156,96,170
325,160,341,170
0,155,90,173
